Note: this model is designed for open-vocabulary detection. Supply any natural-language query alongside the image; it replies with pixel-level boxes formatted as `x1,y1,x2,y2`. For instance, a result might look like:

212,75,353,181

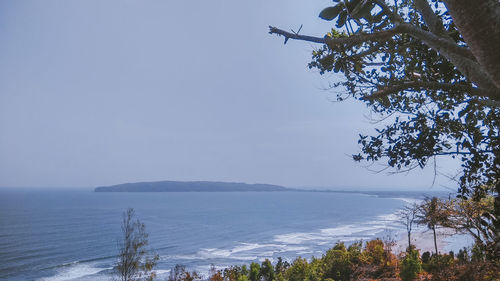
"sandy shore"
393,227,470,255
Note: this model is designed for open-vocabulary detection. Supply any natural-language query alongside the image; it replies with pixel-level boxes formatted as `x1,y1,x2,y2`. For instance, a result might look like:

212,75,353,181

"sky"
0,0,460,190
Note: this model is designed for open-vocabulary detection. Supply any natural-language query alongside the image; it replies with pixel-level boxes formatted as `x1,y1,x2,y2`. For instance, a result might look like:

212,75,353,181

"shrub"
364,239,385,265
421,251,431,264
424,254,454,273
285,257,309,281
400,249,422,281
260,259,275,281
249,262,260,281
322,243,352,281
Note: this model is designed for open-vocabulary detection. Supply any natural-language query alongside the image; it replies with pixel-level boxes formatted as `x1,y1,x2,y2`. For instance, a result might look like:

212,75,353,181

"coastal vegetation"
116,195,499,281
163,239,498,281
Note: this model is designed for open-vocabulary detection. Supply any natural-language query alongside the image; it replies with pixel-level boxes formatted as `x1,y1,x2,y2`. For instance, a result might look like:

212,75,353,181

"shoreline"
393,227,473,255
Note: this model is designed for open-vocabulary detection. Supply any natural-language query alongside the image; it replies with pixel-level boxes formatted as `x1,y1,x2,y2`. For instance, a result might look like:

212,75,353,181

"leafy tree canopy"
269,0,500,256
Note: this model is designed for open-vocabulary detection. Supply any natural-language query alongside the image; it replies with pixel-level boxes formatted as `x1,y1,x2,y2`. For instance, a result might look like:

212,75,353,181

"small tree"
116,208,159,281
260,259,275,281
249,262,260,281
440,194,495,257
416,197,448,255
398,203,418,250
169,264,200,281
209,265,223,281
400,248,422,281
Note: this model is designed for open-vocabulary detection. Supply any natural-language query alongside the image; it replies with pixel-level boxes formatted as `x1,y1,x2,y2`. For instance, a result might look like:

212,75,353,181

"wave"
40,255,117,271
274,213,402,247
38,262,111,281
393,197,423,205
158,211,405,269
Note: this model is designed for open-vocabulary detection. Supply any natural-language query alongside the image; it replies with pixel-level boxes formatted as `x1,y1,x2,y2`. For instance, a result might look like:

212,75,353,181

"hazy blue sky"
0,0,459,190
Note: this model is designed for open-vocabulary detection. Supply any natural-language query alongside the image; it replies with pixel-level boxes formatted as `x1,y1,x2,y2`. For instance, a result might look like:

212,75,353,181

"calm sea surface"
0,188,434,281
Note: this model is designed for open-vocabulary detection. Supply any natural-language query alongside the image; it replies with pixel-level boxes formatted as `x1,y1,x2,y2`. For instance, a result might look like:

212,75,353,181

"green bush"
260,259,275,281
285,257,309,281
424,254,454,273
363,239,385,265
322,243,352,281
400,249,422,281
249,262,260,281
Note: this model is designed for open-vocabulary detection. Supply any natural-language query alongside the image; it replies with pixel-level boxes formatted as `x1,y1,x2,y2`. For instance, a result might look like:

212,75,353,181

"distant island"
94,180,291,192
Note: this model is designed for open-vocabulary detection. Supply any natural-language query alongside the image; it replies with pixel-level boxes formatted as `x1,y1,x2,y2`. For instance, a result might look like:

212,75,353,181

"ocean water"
0,188,438,281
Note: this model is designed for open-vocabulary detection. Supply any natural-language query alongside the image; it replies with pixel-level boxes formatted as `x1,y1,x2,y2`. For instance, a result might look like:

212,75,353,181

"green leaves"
319,5,344,21
336,11,348,28
351,2,375,21
320,1,378,29
318,4,349,29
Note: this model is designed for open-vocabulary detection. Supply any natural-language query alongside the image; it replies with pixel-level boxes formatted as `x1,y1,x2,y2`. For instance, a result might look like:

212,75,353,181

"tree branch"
268,26,327,44
268,25,399,47
269,22,500,97
414,0,449,37
270,24,476,61
350,42,384,60
397,23,475,61
362,81,500,107
373,0,403,22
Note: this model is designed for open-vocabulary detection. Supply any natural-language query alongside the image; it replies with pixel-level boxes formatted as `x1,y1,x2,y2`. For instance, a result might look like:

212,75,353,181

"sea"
0,188,457,281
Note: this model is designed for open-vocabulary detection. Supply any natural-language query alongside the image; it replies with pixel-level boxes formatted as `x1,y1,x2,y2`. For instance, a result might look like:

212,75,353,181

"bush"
424,254,454,273
260,259,275,281
400,249,422,281
421,251,431,264
456,247,470,263
169,265,200,281
249,262,260,281
322,243,352,281
363,239,385,265
285,257,309,281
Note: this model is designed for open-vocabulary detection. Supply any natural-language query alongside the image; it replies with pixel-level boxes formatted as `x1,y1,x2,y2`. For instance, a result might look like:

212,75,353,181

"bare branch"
268,26,326,44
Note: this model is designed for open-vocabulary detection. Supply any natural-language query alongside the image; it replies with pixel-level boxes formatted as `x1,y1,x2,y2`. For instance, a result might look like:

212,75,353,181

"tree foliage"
269,0,500,257
206,239,498,281
400,248,422,281
436,194,496,257
116,208,159,281
168,265,201,281
415,197,449,255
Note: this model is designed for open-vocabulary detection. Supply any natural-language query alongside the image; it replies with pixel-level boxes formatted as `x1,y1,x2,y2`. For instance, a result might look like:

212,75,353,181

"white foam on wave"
274,224,378,245
394,197,423,205
38,262,110,281
197,247,258,261
274,211,405,247
374,212,400,223
162,209,407,267
194,242,309,261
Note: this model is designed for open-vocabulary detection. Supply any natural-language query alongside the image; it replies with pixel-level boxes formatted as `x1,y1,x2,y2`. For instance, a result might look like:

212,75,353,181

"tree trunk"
495,180,500,258
408,231,411,250
443,0,500,94
432,225,438,255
